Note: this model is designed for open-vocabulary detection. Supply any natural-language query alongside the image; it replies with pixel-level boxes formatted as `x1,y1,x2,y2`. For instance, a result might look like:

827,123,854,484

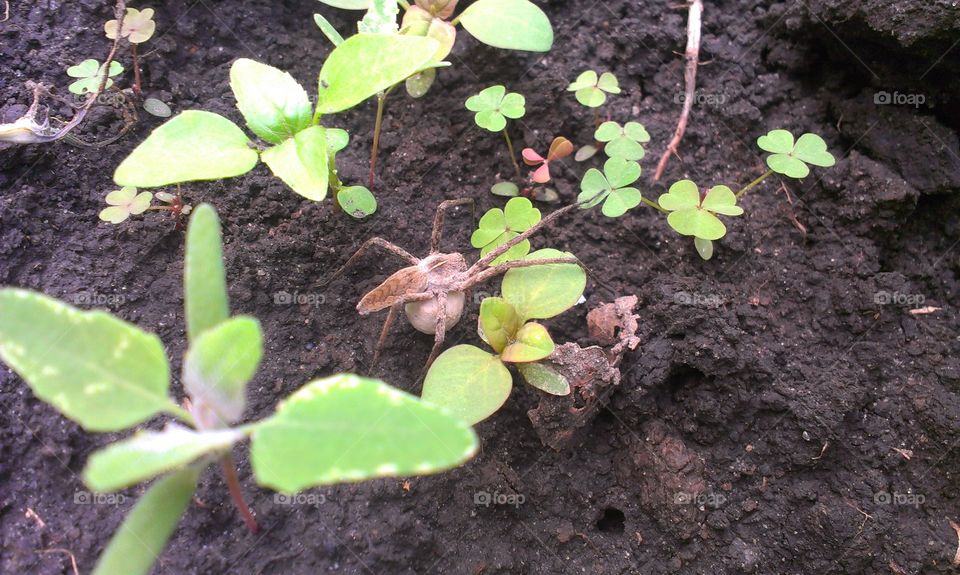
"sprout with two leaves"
0,205,477,575
466,85,526,186
113,33,439,218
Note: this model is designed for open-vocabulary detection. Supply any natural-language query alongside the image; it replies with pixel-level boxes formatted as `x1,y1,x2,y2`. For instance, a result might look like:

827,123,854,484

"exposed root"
36,548,80,575
654,0,703,181
1,1,9,23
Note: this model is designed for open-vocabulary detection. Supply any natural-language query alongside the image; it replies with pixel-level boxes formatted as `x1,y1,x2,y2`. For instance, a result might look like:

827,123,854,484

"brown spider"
329,199,588,373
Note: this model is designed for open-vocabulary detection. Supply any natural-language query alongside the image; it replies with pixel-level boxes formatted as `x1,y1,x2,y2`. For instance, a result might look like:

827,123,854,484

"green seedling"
568,70,620,108
113,34,439,212
67,59,124,95
756,129,836,179
422,248,585,424
0,204,477,575
316,0,553,186
466,85,526,183
470,197,540,265
522,136,573,184
99,187,193,226
658,180,743,260
595,121,650,160
104,6,156,96
578,157,643,217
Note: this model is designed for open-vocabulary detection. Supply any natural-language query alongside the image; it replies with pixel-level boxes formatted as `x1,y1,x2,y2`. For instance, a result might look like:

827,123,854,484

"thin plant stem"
736,168,774,198
220,454,258,534
641,197,669,213
502,128,522,182
131,43,142,98
368,90,389,189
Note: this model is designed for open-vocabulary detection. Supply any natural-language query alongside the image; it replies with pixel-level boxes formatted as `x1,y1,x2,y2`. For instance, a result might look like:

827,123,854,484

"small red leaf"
531,163,551,184
522,148,544,165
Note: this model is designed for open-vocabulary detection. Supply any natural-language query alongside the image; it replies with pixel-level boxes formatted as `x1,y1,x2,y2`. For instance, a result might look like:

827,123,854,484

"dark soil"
2,0,959,573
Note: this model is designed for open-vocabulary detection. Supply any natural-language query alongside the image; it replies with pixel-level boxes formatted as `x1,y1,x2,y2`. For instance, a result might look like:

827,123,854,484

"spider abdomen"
406,291,465,334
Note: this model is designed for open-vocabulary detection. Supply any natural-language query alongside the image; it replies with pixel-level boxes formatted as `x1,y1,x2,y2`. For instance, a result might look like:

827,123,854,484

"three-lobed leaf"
578,157,642,217
470,197,541,264
0,289,174,431
596,121,650,160
658,180,743,241
251,374,478,492
465,85,526,132
457,0,553,52
422,345,512,425
114,111,259,187
757,129,835,179
502,248,585,320
230,59,313,144
567,70,620,107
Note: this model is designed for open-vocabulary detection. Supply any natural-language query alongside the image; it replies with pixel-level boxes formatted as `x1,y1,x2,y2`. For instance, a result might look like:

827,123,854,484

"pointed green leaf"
230,59,312,144
114,111,259,187
502,248,585,320
518,362,570,396
478,297,522,353
184,204,229,342
422,345,512,425
458,0,553,52
91,467,200,575
316,34,440,114
251,374,478,492
183,316,262,424
261,125,331,201
0,289,173,431
84,425,242,492
314,13,345,45
501,322,554,363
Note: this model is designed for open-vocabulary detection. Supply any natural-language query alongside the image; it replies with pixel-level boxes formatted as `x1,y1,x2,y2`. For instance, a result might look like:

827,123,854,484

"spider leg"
467,202,580,274
323,237,419,286
460,256,582,290
366,291,433,372
419,291,447,381
431,198,475,254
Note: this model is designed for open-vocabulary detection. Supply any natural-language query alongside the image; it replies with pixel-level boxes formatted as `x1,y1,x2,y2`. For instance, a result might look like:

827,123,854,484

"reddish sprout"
522,136,574,184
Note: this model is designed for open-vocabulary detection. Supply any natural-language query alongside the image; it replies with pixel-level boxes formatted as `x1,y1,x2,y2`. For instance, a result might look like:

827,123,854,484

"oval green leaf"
502,248,585,320
458,0,553,52
0,289,173,431
500,322,554,363
422,345,513,425
230,59,312,144
114,111,259,187
251,374,478,492
337,186,378,218
517,361,570,396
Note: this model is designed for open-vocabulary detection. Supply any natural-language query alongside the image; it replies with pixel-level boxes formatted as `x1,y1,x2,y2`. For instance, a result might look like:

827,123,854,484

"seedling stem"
369,86,396,189
131,43,142,98
502,128,522,182
220,454,258,533
640,197,669,213
736,168,774,198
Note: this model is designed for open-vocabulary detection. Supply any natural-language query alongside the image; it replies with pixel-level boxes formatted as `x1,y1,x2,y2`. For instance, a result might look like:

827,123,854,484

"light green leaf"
793,133,836,167
501,322,554,363
229,59,312,144
766,154,809,178
575,87,606,107
184,204,229,342
491,181,520,197
326,127,350,153
422,345,512,425
406,67,437,97
0,289,173,431
596,72,621,93
603,157,641,188
114,111,259,187
502,248,585,320
578,168,609,207
478,297,522,353
337,185,378,218
91,467,200,575
314,13,345,45
567,70,597,91
457,0,553,52
518,362,570,395
694,237,714,260
758,130,835,179
183,316,262,425
359,0,399,34
657,179,700,210
84,425,242,492
261,125,331,201
251,374,478,492
316,34,440,114
602,187,641,217
471,198,539,265
666,209,726,240
701,185,743,216
504,196,540,229
756,129,794,154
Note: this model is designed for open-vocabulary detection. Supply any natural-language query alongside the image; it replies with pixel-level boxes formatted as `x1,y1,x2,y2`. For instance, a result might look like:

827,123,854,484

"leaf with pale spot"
422,345,512,425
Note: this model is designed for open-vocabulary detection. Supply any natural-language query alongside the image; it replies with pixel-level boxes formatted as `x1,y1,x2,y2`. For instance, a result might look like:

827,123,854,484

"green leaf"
91,467,200,575
502,248,585,320
575,86,606,107
504,196,540,229
518,362,570,395
694,237,714,260
767,154,809,179
757,130,835,179
491,181,520,197
465,85,526,132
184,204,230,342
470,198,540,265
251,374,478,492
567,70,618,107
84,425,242,492
657,179,700,211
406,67,437,98
603,157,641,188
597,121,649,161
359,0,399,34
574,145,598,162
578,159,642,217
596,72,621,93
229,59,312,144
114,111,259,187
659,181,739,241
701,185,743,216
793,133,836,167
756,129,794,154
422,345,512,425
567,70,597,91
501,322,554,363
314,13,345,45
317,34,440,114
602,187,641,217
337,185,378,218
183,316,262,425
667,208,726,240
0,289,173,431
478,297,522,353
317,0,369,8
261,125,331,201
457,0,553,52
